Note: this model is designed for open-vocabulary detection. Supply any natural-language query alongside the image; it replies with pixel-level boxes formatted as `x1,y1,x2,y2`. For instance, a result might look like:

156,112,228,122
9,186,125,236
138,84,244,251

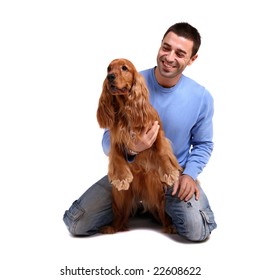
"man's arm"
182,92,214,180
101,122,160,160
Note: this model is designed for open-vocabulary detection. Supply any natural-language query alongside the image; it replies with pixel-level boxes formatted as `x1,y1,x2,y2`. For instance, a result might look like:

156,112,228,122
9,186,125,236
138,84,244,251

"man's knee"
63,200,88,236
178,222,208,242
178,207,217,242
63,198,113,236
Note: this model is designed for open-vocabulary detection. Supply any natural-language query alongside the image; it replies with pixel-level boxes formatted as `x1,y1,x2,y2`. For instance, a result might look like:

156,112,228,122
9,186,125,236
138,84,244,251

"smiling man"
155,29,199,86
63,22,217,241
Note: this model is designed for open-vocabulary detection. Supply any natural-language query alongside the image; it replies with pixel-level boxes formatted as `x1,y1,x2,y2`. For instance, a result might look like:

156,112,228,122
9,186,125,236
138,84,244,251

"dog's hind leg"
100,187,133,234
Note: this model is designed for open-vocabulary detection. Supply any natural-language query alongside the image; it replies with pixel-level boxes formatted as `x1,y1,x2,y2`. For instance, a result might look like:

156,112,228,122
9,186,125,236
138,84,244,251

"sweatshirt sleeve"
101,129,110,156
182,90,214,180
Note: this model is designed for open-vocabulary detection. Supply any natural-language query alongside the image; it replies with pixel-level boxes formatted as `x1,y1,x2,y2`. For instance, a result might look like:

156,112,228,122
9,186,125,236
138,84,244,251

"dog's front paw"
111,176,133,191
160,170,180,186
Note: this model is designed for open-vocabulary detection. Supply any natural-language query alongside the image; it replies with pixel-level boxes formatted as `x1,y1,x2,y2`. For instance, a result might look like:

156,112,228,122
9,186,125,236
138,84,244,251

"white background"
1,0,259,279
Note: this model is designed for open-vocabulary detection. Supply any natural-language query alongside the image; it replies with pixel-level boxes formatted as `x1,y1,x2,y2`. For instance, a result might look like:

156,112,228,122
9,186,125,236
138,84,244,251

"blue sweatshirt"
102,67,214,180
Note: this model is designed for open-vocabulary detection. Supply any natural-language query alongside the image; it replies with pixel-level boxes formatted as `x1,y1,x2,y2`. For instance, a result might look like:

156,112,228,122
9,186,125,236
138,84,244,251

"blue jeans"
63,175,217,241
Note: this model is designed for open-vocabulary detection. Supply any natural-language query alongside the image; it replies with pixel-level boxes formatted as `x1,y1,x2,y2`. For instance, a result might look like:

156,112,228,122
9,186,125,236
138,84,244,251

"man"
63,22,217,241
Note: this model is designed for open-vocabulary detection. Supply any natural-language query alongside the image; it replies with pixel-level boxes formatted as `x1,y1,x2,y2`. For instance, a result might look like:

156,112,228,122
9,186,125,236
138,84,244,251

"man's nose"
166,51,176,62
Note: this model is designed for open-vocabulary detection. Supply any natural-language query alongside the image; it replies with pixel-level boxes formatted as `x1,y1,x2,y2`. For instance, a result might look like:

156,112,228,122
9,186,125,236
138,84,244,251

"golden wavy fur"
97,58,181,233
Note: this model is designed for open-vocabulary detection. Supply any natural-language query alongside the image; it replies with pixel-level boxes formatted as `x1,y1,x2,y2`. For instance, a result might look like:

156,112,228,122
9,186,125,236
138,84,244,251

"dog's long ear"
126,72,152,126
97,81,115,129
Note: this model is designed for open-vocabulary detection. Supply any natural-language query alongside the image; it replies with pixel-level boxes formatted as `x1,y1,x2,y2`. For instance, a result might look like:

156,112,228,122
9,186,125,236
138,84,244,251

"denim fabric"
165,185,217,241
63,175,217,241
63,176,113,236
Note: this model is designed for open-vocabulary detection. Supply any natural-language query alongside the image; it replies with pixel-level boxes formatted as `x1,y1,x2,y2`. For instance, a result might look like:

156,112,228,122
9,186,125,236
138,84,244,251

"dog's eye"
107,66,111,72
122,65,128,71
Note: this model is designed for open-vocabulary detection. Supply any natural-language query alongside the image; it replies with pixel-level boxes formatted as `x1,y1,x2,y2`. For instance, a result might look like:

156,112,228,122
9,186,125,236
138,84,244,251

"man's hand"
128,121,160,153
172,174,200,201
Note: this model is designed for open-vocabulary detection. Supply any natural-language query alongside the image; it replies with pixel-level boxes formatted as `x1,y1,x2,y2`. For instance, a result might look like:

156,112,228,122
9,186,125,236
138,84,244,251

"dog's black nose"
107,73,115,82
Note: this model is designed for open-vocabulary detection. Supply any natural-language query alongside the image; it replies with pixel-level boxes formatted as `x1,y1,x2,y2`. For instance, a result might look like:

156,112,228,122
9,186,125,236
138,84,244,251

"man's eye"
176,53,185,58
162,46,170,51
122,65,128,71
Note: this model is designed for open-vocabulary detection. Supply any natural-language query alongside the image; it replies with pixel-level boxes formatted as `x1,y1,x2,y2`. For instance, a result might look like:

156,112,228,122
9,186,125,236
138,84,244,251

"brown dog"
97,58,181,233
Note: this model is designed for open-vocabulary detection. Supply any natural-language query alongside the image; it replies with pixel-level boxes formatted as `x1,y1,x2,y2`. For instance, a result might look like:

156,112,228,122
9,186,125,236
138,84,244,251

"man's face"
156,32,197,81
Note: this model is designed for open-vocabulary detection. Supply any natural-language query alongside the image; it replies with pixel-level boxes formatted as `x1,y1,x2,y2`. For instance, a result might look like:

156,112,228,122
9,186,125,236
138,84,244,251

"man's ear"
188,54,198,66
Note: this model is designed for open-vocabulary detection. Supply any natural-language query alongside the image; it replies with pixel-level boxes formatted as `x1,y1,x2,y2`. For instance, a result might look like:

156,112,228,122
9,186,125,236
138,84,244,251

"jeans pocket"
63,200,85,232
200,207,217,233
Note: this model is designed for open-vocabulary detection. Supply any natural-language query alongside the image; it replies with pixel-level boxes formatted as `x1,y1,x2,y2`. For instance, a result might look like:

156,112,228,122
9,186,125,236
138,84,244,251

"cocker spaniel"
97,58,181,234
